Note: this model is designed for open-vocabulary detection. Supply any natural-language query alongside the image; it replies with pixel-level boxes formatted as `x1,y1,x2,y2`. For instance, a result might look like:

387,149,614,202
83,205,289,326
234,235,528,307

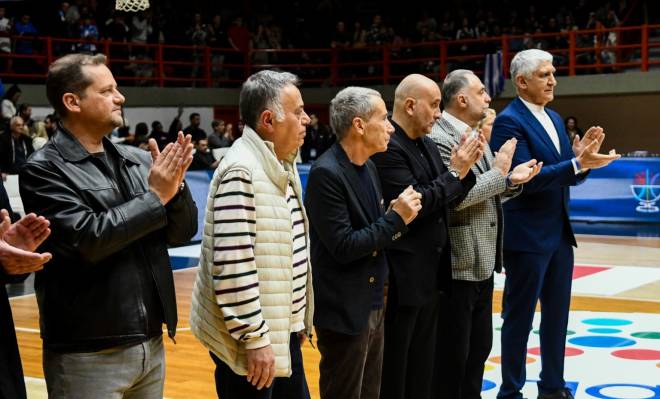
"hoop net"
116,0,150,12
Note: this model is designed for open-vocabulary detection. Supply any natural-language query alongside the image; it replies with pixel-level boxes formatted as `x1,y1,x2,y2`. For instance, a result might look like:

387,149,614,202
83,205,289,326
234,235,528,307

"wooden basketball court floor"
9,233,660,398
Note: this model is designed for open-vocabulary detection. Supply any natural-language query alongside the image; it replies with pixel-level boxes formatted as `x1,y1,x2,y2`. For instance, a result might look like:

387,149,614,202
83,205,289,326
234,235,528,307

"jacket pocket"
449,224,475,271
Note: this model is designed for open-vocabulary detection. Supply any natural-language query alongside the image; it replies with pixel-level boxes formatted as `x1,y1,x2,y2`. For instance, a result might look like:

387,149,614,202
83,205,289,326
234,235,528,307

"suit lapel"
549,110,573,160
333,144,376,223
514,98,561,162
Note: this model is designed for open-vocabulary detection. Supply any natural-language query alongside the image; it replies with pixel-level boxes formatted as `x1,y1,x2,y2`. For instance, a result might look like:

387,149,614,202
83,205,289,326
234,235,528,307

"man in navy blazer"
491,49,620,399
304,87,422,399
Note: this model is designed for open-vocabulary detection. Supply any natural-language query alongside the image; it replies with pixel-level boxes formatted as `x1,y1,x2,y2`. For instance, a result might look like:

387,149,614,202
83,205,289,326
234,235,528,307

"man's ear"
352,116,364,135
259,109,275,132
62,93,81,114
515,75,528,90
405,97,416,116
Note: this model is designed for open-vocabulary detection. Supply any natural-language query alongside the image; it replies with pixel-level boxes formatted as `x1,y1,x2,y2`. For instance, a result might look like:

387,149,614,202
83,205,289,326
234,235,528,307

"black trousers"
316,308,385,399
210,333,311,399
438,276,494,399
381,288,441,399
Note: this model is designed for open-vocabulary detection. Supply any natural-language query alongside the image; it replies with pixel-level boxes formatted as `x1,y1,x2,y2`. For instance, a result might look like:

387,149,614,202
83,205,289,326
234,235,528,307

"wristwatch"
448,168,460,180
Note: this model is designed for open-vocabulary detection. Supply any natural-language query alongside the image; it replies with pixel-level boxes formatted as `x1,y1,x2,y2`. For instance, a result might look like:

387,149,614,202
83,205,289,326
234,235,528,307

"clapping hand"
509,159,543,185
450,131,485,179
147,132,194,205
0,209,52,275
492,138,517,176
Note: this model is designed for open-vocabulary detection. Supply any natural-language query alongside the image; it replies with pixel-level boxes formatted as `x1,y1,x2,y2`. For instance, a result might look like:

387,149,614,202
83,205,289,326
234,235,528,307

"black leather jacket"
19,127,198,352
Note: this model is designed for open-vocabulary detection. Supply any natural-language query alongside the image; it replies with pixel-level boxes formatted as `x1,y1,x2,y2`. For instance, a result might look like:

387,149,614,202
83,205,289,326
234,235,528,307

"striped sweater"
212,171,308,348
190,126,314,377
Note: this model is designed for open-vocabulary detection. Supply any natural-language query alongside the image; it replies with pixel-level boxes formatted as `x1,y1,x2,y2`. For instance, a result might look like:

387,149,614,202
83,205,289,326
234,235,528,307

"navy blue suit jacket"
305,143,407,334
490,97,588,254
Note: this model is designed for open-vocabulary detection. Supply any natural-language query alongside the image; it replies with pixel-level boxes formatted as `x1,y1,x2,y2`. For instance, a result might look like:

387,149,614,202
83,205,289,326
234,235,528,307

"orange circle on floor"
489,356,536,364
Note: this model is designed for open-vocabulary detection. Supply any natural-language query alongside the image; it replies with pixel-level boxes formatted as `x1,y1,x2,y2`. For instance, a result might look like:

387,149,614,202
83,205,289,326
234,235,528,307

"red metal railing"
0,24,658,88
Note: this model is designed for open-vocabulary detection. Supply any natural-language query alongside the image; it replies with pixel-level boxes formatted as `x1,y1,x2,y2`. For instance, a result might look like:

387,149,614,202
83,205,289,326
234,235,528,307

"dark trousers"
316,308,385,399
211,333,311,399
497,238,574,399
381,289,441,399
437,276,494,399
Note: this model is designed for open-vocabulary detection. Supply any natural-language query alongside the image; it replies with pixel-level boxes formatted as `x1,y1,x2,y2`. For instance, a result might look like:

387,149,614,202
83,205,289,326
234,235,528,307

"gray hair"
9,115,23,128
239,70,300,130
441,69,474,108
330,86,382,141
510,49,553,80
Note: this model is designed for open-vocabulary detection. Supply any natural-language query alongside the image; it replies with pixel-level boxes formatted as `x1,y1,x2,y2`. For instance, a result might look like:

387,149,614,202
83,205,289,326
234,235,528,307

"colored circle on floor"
482,379,496,392
582,318,633,327
533,329,575,335
568,336,636,348
585,383,660,399
484,363,496,372
489,356,535,364
527,346,584,356
588,328,623,334
495,326,502,331
612,349,660,360
631,332,660,339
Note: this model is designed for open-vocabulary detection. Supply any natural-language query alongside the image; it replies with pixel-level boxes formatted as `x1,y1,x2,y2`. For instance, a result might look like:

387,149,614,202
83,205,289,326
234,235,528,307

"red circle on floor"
611,349,660,360
527,347,584,357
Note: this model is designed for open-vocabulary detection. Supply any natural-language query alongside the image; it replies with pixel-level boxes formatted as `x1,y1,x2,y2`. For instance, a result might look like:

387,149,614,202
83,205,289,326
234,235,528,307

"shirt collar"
442,110,474,134
518,96,545,114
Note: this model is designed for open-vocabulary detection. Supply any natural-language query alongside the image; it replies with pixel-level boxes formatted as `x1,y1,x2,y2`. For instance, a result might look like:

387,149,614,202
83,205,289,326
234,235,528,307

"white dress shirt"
518,97,580,174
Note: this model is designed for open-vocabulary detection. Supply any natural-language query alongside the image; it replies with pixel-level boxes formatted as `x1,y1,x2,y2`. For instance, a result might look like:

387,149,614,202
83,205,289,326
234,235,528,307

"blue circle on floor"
582,318,633,327
587,328,623,334
482,379,496,392
568,336,636,348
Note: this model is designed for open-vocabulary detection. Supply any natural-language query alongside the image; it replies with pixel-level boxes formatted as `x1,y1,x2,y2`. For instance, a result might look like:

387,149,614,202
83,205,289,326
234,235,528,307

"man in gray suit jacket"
429,69,541,399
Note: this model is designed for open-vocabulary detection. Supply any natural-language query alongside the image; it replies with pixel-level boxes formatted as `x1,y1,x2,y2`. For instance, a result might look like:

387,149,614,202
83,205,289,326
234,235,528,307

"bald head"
392,74,442,138
394,74,438,109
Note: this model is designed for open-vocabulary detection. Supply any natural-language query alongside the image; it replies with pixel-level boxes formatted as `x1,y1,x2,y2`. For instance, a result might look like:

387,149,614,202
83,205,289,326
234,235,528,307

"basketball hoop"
116,0,150,12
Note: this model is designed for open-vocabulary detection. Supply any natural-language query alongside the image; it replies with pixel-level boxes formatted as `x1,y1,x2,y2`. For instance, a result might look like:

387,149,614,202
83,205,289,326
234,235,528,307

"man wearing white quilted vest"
190,70,314,399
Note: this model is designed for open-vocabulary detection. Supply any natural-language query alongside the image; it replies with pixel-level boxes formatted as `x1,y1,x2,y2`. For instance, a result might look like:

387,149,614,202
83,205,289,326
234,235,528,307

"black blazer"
371,121,476,306
305,143,407,335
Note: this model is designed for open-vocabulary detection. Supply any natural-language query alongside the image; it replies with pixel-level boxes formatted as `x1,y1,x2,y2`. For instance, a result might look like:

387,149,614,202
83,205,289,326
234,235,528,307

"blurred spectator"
207,14,230,83
131,12,151,45
167,107,184,142
183,112,207,142
301,113,334,163
330,21,350,48
228,16,250,52
148,120,169,150
31,121,49,150
189,138,219,170
13,14,38,55
564,116,583,142
104,13,129,42
225,122,234,141
65,0,81,26
0,7,11,55
44,114,57,138
477,108,497,142
0,116,34,174
187,13,208,46
133,122,149,147
79,17,99,54
208,119,233,149
352,21,367,47
17,104,35,136
1,85,20,123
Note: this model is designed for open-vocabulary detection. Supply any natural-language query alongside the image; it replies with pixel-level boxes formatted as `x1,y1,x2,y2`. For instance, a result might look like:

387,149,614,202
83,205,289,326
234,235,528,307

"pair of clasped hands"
147,132,195,205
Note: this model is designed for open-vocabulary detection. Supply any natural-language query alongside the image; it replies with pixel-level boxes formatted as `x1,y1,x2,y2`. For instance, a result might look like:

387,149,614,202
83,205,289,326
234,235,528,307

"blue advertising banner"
569,158,660,223
185,158,659,242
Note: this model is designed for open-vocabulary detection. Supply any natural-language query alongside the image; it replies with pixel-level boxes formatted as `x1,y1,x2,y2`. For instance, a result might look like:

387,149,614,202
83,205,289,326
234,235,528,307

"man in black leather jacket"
19,53,198,398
